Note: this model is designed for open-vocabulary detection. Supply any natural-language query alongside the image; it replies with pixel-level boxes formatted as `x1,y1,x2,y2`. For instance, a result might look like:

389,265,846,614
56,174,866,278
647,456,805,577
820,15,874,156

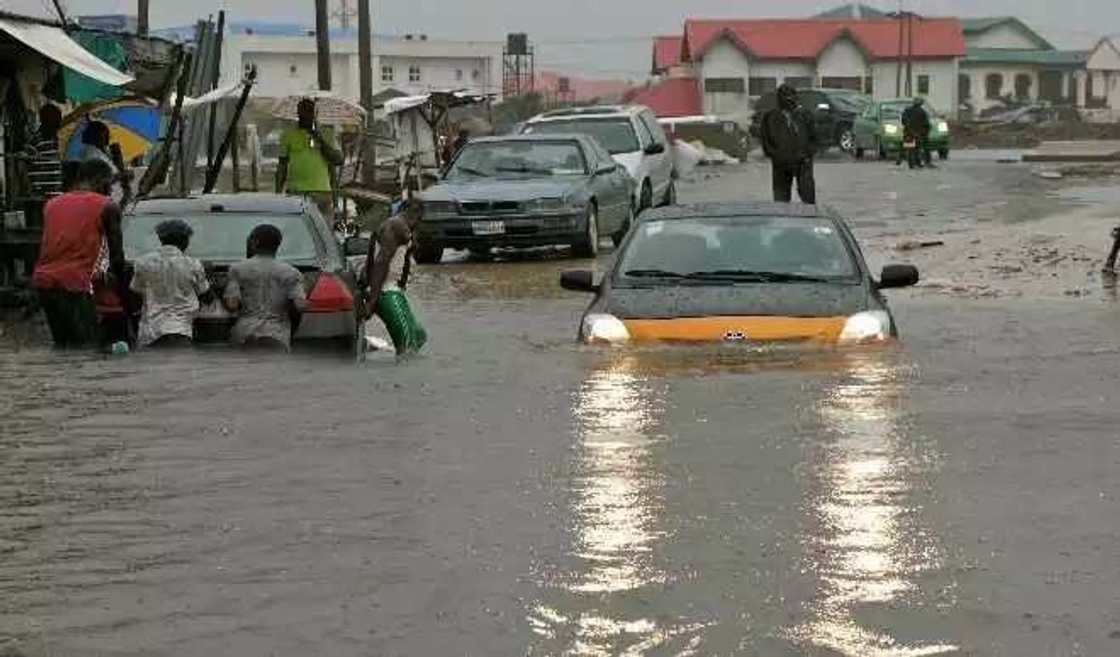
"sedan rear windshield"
618,216,859,283
523,118,640,155
124,212,322,265
447,141,587,179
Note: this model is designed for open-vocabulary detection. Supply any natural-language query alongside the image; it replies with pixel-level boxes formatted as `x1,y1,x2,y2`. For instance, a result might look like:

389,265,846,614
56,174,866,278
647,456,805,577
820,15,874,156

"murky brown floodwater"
4,160,1120,656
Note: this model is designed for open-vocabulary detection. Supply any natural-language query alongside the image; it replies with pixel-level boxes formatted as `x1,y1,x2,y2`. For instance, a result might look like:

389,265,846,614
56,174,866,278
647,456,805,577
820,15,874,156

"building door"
958,74,971,101
1039,71,1064,102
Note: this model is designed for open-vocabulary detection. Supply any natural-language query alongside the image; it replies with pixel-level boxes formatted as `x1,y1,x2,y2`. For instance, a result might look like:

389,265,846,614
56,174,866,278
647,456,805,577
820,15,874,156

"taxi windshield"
617,216,859,284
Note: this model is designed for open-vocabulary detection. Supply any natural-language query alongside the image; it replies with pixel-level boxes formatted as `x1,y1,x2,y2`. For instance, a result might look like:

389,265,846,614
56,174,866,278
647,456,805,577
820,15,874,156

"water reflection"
529,355,709,655
789,355,958,656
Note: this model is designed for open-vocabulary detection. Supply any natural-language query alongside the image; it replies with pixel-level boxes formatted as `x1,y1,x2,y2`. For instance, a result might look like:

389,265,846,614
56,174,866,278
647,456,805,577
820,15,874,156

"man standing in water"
759,84,818,204
365,199,424,306
31,159,124,348
276,98,343,227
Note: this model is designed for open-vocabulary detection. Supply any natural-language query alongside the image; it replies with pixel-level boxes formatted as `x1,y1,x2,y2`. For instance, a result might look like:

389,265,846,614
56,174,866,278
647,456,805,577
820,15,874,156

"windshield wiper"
624,269,690,279
495,165,553,176
686,270,834,283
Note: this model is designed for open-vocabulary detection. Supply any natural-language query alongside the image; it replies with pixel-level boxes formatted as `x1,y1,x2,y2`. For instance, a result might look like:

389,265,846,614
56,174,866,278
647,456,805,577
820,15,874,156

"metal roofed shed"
0,14,134,88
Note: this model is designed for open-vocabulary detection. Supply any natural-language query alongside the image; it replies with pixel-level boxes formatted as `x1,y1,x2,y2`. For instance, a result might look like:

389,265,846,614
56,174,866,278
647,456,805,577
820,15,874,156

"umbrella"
59,98,162,163
269,91,366,126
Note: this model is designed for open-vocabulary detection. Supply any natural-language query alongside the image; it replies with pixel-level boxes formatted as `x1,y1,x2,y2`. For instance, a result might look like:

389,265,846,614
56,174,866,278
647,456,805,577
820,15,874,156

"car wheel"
612,203,634,247
939,149,949,160
638,181,653,215
661,179,677,207
838,129,856,154
413,241,444,264
573,204,600,258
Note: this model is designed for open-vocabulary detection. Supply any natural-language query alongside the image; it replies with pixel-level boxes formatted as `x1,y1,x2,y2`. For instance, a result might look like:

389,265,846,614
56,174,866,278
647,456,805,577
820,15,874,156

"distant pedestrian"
130,220,214,348
900,98,933,169
75,120,132,203
223,224,308,351
759,84,818,204
31,159,124,349
276,98,343,227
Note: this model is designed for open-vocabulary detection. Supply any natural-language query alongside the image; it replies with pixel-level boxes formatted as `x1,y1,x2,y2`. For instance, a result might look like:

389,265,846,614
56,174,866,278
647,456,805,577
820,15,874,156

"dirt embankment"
952,121,1120,149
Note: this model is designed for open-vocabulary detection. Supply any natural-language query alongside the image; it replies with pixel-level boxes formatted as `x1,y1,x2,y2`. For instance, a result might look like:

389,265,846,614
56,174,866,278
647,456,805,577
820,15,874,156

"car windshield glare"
524,118,640,154
447,141,587,179
618,216,859,283
124,212,321,264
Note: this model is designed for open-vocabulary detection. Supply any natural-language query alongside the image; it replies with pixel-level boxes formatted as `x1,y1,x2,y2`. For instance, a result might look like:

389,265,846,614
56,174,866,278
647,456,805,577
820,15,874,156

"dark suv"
749,88,871,154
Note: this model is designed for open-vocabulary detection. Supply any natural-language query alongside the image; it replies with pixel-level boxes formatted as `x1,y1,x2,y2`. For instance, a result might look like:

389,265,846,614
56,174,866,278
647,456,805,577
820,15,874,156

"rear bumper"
192,310,356,344
418,214,583,249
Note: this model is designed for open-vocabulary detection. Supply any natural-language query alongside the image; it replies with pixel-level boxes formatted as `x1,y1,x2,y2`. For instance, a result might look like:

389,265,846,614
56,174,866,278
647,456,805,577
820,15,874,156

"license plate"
472,220,505,236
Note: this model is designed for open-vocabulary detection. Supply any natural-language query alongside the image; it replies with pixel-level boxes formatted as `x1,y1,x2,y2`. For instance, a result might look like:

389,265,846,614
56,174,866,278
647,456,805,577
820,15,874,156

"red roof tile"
653,36,684,73
622,78,701,118
683,18,966,62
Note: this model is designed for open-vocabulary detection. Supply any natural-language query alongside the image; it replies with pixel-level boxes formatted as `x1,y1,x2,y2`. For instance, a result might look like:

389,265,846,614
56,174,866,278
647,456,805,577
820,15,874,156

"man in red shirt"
32,159,125,348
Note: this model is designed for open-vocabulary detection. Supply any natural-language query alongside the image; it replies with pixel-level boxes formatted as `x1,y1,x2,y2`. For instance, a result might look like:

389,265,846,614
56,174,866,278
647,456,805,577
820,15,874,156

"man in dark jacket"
900,98,933,169
759,84,818,204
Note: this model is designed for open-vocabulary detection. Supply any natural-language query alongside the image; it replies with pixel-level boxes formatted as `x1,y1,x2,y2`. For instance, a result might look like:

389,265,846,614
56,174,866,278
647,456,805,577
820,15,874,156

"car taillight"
306,273,354,313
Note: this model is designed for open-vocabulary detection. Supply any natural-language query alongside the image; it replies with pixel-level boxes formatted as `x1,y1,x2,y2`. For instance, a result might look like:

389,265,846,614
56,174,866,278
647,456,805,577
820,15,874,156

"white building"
1084,37,1120,116
219,26,503,102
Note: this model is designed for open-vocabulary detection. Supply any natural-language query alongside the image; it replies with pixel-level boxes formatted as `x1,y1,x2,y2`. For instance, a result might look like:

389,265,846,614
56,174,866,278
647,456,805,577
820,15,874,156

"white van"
521,105,675,213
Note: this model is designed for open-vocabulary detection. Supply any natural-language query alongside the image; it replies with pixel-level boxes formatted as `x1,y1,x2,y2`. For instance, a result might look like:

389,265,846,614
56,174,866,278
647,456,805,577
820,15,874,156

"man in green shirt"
276,98,344,227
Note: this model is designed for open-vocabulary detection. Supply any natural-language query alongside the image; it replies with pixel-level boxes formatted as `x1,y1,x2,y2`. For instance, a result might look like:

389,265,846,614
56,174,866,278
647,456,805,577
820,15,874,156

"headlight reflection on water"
786,355,958,657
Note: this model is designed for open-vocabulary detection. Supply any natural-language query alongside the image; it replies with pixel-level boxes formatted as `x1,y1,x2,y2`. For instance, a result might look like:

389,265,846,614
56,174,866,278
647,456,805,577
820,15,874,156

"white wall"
870,59,959,117
817,39,867,79
965,24,1042,50
959,64,1045,111
750,61,816,83
698,40,750,115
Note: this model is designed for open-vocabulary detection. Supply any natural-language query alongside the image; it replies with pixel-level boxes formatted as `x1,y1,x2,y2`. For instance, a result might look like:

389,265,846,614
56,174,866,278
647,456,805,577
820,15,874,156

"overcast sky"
40,0,1120,77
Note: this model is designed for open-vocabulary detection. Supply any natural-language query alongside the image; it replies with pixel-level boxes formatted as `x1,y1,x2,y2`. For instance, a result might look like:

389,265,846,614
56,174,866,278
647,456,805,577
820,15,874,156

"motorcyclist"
900,97,933,169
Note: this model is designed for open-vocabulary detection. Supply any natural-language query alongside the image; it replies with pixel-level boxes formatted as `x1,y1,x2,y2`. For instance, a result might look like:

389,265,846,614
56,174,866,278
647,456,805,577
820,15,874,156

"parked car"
852,98,952,160
122,194,364,350
749,88,871,154
659,115,752,161
520,105,675,212
415,134,635,263
559,201,918,344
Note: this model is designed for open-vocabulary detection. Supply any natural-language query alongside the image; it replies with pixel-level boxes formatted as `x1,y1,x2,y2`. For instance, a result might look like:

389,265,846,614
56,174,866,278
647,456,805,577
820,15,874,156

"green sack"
375,288,427,355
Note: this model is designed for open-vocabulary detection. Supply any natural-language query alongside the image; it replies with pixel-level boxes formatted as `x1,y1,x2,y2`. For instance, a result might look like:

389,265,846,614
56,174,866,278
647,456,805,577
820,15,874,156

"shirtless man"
365,199,424,312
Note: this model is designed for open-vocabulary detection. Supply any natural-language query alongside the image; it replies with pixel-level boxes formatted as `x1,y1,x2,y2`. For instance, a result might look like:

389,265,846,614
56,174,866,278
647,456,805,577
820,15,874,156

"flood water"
4,161,1120,656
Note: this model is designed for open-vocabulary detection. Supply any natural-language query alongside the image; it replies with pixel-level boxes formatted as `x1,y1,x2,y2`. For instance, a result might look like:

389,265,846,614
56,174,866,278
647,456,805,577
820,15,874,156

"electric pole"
357,0,375,185
137,0,149,36
315,0,332,91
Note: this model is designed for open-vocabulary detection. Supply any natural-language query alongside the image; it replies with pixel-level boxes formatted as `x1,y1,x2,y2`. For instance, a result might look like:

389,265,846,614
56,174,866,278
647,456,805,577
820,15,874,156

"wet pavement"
3,156,1120,656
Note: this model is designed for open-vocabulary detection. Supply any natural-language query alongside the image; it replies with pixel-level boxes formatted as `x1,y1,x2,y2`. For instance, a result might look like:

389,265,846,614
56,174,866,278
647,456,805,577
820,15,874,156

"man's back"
32,191,109,294
225,256,307,347
279,125,335,193
131,246,209,346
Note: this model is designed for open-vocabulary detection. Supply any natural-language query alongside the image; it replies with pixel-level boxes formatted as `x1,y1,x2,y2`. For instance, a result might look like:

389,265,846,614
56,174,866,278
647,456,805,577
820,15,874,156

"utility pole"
137,0,149,36
315,0,332,91
358,0,375,185
905,12,915,96
894,5,904,97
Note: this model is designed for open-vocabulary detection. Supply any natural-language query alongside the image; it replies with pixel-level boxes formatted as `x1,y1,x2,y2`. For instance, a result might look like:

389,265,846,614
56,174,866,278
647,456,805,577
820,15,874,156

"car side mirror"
560,270,599,293
878,264,919,289
644,142,666,155
596,163,618,175
343,236,371,257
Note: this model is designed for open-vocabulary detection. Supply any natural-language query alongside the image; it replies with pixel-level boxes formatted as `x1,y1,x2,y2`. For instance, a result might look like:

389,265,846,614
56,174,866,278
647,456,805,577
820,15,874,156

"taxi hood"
604,281,870,320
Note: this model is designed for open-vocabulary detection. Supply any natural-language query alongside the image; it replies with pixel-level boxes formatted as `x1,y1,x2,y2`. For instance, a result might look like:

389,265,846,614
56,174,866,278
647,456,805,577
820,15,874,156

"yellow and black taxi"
560,202,919,345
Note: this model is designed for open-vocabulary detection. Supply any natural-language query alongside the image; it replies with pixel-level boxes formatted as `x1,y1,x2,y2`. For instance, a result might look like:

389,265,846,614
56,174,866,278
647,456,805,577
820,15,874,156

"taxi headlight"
839,311,892,344
582,313,630,344
883,123,900,136
937,121,949,133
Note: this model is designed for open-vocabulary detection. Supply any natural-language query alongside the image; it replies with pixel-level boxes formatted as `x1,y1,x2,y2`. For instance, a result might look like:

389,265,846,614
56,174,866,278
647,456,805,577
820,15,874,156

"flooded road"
4,159,1120,656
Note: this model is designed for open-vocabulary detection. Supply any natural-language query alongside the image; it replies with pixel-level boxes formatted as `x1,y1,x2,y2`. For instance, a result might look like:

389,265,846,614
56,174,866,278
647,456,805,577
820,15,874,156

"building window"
455,69,464,82
917,75,931,96
705,77,745,94
959,74,972,100
289,64,298,77
1014,73,1032,100
409,66,421,83
381,65,394,83
985,73,1004,100
747,77,777,96
784,76,813,90
472,69,481,81
864,76,874,95
821,76,862,91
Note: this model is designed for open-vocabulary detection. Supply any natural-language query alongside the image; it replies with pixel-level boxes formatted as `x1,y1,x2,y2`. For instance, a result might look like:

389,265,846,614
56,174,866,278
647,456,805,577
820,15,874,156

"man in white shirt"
130,219,213,348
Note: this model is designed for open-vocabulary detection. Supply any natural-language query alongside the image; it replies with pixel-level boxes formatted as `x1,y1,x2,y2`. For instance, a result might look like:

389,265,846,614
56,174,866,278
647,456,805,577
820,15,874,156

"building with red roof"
649,16,968,118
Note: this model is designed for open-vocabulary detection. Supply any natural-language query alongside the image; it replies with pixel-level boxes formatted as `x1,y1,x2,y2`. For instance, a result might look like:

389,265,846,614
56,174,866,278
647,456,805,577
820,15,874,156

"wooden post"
137,0,149,36
315,0,332,91
358,0,376,186
204,69,257,194
206,10,226,170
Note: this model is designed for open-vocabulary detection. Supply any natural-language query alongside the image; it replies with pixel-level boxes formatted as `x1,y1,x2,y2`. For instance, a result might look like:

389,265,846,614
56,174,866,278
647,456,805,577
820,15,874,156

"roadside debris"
896,240,945,251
